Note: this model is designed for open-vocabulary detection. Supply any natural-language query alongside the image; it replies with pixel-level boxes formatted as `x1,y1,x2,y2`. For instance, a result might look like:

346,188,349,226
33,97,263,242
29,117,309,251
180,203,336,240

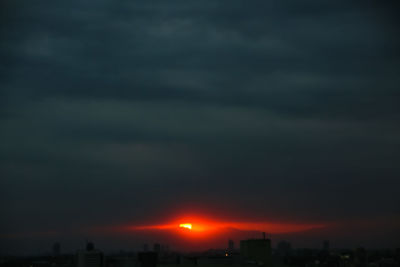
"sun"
179,223,192,230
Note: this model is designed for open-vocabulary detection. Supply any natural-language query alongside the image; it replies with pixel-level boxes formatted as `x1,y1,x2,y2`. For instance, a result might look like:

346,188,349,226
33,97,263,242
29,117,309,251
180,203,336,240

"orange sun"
179,223,192,230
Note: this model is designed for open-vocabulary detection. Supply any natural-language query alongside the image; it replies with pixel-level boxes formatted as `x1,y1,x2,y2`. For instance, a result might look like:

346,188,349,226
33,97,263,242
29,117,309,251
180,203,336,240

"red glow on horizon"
123,215,326,237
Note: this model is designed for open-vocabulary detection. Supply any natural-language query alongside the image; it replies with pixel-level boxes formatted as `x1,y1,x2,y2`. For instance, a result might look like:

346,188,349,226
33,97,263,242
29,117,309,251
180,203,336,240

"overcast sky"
1,0,400,254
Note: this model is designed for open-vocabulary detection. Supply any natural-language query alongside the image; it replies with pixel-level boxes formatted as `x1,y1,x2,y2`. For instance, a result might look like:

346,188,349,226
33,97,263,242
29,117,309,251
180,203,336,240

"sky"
1,0,400,254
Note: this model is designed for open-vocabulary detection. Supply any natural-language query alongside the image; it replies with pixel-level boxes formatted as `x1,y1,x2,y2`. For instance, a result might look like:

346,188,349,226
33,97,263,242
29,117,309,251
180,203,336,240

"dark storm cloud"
2,2,399,123
1,0,400,252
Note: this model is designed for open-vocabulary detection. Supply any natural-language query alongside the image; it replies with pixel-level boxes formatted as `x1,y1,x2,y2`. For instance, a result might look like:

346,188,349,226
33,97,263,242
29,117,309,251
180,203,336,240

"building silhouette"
228,240,234,251
76,242,104,267
354,247,367,267
323,240,330,251
52,242,61,256
138,252,158,267
153,243,161,253
240,233,272,266
277,240,292,257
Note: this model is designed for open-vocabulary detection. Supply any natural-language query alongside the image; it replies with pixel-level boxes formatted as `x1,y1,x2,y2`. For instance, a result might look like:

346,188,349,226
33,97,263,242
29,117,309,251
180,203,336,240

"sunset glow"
125,215,326,236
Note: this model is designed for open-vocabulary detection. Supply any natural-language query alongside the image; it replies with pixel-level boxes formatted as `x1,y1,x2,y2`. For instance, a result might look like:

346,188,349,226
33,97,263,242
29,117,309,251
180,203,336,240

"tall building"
153,243,161,253
76,242,104,267
228,240,234,251
277,240,292,257
354,247,367,267
240,233,272,266
138,252,158,267
52,242,61,256
323,240,330,251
